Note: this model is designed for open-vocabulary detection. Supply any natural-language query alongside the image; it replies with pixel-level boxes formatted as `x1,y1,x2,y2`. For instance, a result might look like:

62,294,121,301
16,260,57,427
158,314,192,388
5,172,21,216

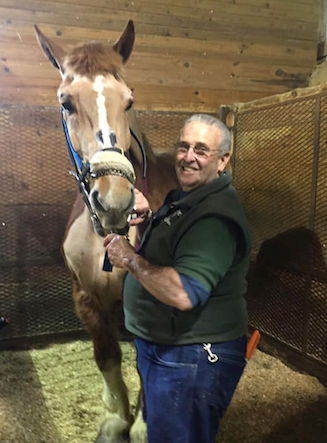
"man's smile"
180,164,199,172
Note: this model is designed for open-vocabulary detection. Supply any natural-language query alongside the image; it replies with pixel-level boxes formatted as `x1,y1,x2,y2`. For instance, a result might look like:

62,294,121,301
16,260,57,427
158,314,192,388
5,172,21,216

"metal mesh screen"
0,105,81,343
233,99,316,255
136,110,194,152
0,105,193,345
315,96,327,259
231,95,327,367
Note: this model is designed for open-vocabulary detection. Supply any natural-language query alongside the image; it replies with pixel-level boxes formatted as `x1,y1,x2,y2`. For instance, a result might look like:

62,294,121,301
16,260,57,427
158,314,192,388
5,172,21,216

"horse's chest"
63,208,135,298
63,210,108,287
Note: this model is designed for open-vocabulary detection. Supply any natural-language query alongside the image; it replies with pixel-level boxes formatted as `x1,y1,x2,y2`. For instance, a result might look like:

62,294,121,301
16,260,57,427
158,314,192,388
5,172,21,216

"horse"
34,20,178,442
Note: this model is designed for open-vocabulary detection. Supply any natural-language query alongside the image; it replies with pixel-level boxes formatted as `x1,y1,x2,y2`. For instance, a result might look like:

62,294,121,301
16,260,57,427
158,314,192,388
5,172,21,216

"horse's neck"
128,109,178,208
134,149,178,211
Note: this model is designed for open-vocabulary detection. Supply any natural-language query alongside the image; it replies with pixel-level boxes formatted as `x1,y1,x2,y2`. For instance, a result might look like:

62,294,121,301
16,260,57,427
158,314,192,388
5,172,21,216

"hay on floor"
0,340,326,443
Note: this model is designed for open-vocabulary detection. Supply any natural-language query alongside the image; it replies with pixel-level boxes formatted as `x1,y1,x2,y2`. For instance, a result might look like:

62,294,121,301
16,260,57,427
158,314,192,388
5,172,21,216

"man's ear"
217,152,231,174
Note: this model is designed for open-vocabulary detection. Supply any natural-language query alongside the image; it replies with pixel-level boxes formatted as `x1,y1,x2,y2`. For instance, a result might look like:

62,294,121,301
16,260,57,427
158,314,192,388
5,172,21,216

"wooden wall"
0,0,321,112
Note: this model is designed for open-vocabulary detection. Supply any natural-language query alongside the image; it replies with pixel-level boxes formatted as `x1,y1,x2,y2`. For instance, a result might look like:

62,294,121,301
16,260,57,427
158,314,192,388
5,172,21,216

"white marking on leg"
130,407,147,443
101,365,131,420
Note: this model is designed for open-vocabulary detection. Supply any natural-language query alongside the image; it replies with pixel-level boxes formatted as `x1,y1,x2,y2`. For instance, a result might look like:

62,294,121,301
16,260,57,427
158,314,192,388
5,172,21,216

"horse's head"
35,21,136,235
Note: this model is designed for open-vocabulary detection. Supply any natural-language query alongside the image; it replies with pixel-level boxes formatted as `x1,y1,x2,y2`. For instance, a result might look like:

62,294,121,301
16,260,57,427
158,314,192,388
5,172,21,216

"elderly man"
104,114,251,443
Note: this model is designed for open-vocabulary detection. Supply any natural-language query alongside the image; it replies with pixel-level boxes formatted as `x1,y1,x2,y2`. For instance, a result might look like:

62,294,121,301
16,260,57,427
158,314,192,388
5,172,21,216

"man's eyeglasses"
175,141,218,158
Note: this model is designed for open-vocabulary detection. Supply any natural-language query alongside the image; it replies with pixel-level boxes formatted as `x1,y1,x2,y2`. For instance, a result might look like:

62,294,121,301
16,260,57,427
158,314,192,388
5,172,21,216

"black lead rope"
0,316,8,331
103,252,113,271
103,224,130,272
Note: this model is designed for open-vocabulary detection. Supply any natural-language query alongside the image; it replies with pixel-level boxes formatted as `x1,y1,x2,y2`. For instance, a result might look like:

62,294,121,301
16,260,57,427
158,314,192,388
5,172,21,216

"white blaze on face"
93,75,113,147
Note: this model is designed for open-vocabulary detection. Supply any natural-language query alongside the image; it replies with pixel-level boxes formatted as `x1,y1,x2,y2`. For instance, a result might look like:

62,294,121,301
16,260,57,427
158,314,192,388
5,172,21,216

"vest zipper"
171,308,177,336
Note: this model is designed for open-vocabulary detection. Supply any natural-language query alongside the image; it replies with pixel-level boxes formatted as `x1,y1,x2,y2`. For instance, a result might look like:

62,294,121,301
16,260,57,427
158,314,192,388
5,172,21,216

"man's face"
175,121,229,192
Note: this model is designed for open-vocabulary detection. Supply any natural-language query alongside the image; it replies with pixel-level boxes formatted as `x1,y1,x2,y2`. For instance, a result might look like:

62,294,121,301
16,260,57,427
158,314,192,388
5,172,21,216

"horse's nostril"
96,130,103,144
91,189,105,212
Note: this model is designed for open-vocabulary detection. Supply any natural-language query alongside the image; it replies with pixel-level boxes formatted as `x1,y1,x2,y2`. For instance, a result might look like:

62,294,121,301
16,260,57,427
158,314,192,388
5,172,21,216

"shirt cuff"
179,273,210,308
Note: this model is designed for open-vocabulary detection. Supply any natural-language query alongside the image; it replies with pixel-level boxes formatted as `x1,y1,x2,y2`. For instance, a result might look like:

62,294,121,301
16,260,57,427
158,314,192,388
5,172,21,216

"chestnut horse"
35,21,177,442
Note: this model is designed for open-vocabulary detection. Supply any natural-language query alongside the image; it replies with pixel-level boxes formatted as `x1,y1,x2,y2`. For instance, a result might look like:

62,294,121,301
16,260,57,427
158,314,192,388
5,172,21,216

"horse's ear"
113,20,135,64
34,25,66,74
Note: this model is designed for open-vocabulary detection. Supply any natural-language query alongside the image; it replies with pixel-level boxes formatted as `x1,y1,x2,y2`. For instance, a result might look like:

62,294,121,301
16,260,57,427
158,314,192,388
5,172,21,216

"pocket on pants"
152,343,198,368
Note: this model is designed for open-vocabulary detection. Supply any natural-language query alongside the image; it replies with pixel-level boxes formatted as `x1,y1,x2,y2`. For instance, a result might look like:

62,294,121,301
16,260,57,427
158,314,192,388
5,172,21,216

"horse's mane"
65,42,123,78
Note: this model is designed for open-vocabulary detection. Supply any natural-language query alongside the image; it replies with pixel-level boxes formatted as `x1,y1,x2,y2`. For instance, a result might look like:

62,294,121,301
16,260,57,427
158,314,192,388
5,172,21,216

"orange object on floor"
246,329,261,361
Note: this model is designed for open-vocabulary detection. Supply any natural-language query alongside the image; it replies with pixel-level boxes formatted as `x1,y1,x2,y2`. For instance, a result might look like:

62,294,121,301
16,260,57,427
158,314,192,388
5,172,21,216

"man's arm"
103,234,193,311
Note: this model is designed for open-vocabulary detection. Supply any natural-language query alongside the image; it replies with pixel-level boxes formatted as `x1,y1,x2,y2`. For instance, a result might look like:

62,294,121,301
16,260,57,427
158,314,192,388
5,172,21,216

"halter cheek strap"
61,107,84,173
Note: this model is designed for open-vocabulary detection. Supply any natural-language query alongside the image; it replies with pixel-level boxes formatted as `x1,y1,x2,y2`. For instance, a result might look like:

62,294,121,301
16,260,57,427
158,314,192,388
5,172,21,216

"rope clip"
203,343,219,363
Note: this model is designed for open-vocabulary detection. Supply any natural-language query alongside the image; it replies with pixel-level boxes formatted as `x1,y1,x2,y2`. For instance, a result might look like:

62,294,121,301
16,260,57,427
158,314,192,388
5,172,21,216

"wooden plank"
132,84,267,112
0,36,315,79
119,0,315,10
0,67,271,99
0,78,267,112
0,45,311,93
123,0,318,12
0,24,315,73
0,23,316,58
0,0,318,26
228,82,327,112
0,3,318,42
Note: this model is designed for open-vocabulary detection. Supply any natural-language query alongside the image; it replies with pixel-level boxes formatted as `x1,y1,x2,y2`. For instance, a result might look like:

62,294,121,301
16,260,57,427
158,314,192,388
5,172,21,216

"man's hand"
103,234,135,269
129,188,152,226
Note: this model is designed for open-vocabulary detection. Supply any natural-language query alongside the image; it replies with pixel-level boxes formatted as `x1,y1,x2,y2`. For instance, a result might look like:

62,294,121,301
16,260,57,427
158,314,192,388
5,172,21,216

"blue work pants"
134,335,247,443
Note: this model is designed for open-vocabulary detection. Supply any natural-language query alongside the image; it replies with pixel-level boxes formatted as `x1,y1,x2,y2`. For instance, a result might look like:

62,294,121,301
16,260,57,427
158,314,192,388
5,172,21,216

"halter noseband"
60,107,146,184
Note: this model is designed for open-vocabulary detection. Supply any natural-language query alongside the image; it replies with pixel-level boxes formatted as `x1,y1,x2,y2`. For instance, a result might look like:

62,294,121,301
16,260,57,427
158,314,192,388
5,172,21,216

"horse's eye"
125,100,133,111
61,100,75,114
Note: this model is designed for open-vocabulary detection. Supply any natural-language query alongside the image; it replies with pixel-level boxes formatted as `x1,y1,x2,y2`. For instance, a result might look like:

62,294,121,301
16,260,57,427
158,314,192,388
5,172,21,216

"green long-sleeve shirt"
174,216,237,295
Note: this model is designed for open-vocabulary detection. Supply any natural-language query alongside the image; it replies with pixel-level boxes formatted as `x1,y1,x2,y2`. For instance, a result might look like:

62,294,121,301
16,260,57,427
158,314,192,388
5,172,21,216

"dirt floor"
0,340,326,443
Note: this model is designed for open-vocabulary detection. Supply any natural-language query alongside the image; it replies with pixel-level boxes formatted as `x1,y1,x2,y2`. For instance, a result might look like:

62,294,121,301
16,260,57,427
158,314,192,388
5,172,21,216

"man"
104,114,251,443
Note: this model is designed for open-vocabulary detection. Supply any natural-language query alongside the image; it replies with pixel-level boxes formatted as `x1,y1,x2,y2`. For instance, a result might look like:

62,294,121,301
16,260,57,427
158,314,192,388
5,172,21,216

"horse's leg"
72,279,132,442
129,390,147,443
95,327,132,442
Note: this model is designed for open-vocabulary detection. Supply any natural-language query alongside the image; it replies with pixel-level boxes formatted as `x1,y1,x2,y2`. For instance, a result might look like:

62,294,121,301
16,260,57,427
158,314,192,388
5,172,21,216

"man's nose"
184,146,196,161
